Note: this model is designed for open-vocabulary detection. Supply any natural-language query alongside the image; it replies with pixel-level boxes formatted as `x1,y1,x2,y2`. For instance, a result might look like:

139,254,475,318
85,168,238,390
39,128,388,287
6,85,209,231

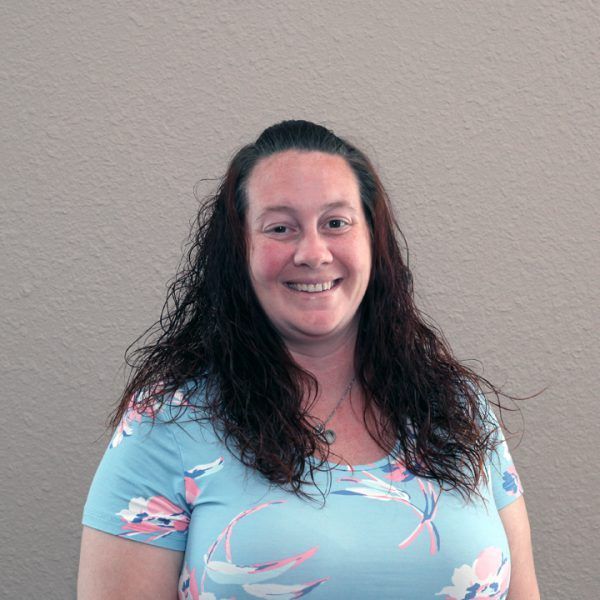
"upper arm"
499,496,540,600
80,401,192,597
78,526,183,600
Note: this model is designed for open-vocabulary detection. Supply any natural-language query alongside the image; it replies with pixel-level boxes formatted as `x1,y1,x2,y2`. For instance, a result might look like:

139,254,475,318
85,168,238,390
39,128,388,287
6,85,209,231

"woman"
79,120,539,599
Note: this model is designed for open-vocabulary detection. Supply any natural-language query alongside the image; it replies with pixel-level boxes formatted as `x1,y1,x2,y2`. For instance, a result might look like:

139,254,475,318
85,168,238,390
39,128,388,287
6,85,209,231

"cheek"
249,240,286,284
344,235,373,278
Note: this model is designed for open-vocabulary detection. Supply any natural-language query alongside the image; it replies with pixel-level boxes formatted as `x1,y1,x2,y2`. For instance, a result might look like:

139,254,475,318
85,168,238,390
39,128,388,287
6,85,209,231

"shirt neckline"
309,443,400,472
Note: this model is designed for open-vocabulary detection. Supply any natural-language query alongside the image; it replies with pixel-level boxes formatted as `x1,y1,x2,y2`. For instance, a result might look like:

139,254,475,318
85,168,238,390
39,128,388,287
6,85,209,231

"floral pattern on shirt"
110,385,188,448
334,469,441,554
436,546,510,599
117,495,190,542
116,454,224,541
195,501,328,599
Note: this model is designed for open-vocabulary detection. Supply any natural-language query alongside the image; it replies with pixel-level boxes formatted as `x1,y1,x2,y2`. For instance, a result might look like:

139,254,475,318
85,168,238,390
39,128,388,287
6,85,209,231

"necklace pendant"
322,428,336,445
313,376,354,446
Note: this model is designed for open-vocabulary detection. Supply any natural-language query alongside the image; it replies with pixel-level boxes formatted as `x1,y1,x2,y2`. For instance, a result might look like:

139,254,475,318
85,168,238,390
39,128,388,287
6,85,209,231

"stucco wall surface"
1,1,598,597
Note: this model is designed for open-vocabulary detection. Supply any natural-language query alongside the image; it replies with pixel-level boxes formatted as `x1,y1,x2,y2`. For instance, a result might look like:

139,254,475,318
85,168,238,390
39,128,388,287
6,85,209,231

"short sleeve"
485,404,524,511
82,408,189,551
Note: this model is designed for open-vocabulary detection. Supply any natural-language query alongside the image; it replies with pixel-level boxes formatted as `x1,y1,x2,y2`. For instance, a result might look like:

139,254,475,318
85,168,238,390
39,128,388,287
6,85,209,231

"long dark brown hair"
112,120,513,501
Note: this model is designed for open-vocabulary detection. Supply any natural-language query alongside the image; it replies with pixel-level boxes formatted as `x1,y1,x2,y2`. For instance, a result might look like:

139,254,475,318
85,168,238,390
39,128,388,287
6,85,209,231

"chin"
287,319,355,342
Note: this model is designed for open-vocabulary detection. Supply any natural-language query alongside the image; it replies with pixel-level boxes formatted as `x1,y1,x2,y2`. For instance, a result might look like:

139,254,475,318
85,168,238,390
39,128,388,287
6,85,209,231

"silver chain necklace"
314,377,355,445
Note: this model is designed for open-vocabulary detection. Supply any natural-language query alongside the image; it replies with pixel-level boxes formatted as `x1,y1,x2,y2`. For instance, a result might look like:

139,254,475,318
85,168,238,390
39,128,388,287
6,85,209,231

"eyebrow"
255,200,358,221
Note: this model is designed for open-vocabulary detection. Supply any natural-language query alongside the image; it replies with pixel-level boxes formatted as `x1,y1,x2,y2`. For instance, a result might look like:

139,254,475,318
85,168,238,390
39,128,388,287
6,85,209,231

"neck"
286,327,358,415
288,330,356,389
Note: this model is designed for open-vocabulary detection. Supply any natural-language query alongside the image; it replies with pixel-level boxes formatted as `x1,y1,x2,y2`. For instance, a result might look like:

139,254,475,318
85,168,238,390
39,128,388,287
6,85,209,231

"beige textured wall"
2,1,598,597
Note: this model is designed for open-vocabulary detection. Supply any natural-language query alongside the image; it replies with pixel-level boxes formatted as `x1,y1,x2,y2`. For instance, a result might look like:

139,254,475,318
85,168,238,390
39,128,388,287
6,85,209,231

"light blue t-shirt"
83,386,523,599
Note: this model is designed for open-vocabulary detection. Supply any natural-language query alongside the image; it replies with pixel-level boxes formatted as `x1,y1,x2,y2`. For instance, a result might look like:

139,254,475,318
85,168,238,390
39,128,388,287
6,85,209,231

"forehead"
245,151,360,212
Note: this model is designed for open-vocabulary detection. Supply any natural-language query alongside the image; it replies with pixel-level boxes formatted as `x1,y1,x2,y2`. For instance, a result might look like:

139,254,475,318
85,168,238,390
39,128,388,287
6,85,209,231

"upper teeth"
288,281,335,293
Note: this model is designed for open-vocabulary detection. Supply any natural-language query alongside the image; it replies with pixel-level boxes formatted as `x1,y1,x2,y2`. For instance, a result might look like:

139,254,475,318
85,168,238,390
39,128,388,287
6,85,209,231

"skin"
501,496,541,599
246,150,373,356
78,526,182,599
78,150,539,598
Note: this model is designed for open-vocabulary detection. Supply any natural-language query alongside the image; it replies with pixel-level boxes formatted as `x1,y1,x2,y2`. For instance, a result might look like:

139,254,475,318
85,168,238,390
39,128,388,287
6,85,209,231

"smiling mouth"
285,278,342,293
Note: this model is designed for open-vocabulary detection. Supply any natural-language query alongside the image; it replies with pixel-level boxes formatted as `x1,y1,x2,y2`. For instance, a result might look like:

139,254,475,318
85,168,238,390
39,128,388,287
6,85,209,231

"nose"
293,230,333,269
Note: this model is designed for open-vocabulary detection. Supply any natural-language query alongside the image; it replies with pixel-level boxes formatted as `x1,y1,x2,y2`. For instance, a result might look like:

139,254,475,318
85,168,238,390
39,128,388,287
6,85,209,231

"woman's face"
245,150,372,349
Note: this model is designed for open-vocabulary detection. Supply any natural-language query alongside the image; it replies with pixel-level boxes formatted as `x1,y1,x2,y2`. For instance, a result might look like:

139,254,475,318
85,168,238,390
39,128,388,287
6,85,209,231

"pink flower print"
184,457,225,505
436,546,510,599
336,473,411,502
110,385,189,448
109,392,155,449
110,409,143,448
180,564,224,600
200,501,328,598
382,459,416,483
205,546,318,586
335,472,441,555
179,564,201,600
117,495,190,542
243,578,328,599
397,479,441,555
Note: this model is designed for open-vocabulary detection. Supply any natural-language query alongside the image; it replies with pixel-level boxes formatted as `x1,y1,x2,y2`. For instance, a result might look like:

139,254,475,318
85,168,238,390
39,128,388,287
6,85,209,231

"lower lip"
285,278,342,295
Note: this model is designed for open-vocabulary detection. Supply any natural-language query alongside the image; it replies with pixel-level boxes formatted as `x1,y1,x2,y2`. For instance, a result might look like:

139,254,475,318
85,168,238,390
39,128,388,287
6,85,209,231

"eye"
326,218,349,230
265,224,292,236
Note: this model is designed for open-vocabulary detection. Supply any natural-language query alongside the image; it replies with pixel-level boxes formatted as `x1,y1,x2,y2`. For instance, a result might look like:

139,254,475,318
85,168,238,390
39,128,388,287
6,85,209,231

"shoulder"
110,379,212,447
83,379,224,553
103,379,224,491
